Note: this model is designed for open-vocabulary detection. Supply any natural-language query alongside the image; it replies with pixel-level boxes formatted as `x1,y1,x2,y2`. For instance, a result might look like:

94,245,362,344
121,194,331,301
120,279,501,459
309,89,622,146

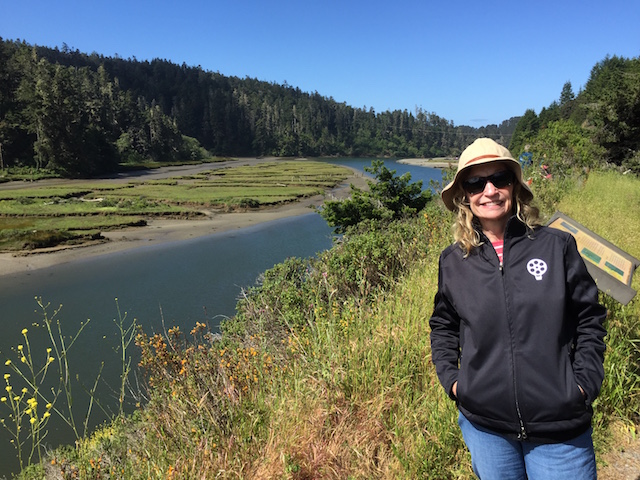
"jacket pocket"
522,356,588,423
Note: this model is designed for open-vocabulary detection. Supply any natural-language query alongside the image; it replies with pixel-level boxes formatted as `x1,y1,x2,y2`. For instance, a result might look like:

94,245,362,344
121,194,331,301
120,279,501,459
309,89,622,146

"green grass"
117,156,232,171
0,215,148,250
0,184,130,200
556,170,640,256
0,216,147,231
0,161,351,251
554,170,640,452
109,183,322,204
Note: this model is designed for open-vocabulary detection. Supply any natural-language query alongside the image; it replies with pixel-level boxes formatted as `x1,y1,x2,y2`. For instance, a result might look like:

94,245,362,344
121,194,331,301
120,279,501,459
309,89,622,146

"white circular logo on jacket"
527,258,547,280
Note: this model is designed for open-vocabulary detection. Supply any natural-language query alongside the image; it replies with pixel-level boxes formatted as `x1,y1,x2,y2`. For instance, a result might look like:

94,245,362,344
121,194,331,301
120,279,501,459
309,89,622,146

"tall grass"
255,216,472,478
555,170,640,451
556,170,640,255
14,170,640,479
1,299,139,476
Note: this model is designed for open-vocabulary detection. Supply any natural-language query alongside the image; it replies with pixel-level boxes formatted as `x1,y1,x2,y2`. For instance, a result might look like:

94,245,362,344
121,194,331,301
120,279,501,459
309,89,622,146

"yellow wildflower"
21,329,27,335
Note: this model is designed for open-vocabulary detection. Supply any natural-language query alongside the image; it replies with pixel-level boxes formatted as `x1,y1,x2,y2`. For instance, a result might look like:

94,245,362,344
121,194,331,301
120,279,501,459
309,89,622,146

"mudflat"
397,158,456,168
0,158,368,277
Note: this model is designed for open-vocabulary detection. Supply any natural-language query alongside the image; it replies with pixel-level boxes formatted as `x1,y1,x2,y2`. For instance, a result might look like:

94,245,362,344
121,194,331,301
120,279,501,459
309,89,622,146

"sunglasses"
462,170,515,194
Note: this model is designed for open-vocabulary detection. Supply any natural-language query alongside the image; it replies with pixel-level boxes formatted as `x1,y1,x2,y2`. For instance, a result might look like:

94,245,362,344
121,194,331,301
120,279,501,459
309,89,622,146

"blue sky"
2,0,639,127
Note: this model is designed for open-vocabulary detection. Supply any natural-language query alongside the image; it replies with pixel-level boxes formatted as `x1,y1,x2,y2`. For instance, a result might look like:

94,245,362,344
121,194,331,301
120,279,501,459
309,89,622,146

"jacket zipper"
497,234,528,441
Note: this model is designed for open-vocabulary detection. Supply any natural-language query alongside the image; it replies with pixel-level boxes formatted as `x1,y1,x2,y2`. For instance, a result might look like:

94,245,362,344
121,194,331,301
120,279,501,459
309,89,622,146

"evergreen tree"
510,54,640,173
559,81,575,119
509,109,540,155
582,55,640,165
320,160,432,233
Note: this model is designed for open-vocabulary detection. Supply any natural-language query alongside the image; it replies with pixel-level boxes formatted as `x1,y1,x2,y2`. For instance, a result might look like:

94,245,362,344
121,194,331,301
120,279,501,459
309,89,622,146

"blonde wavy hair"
450,173,541,256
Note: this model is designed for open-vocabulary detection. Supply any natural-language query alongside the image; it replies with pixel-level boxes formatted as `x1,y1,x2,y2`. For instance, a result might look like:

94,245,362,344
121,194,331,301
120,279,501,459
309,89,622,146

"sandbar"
397,158,456,168
0,158,368,277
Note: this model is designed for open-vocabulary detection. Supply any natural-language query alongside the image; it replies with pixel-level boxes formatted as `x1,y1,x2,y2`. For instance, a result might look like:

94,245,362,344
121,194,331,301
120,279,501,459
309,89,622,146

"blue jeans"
458,413,597,480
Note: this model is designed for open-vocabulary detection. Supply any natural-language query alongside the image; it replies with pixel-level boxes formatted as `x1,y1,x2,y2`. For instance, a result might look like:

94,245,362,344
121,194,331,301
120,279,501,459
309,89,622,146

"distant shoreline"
0,158,368,277
397,158,456,169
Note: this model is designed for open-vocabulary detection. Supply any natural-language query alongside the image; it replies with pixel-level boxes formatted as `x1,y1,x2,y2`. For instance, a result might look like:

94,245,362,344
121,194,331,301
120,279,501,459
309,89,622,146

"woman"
429,138,607,479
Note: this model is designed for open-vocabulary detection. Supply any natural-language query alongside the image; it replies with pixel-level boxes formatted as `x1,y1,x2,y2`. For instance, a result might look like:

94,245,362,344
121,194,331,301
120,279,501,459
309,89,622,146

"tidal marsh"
0,161,351,251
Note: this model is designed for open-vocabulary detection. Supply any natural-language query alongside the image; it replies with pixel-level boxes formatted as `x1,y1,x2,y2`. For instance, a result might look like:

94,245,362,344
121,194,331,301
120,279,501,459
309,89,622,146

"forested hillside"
0,40,207,177
509,55,640,175
0,38,518,177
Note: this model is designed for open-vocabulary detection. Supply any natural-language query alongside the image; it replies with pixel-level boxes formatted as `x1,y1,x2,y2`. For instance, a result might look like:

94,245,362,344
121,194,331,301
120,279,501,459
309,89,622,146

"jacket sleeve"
565,234,607,405
429,253,461,400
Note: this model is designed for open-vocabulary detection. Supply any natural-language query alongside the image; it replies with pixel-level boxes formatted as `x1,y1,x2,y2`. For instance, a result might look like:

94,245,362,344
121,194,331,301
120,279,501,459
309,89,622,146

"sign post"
547,212,640,305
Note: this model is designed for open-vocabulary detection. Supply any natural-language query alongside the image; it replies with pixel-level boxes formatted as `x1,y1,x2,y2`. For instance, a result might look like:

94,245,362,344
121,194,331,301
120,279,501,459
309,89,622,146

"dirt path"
0,156,294,190
599,424,640,480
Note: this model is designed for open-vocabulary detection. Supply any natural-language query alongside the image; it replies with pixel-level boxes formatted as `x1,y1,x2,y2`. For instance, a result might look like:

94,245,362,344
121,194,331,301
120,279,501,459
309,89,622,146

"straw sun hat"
441,138,533,211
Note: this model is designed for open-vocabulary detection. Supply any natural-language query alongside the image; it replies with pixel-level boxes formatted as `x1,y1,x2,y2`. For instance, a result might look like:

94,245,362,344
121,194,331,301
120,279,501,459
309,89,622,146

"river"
0,158,443,475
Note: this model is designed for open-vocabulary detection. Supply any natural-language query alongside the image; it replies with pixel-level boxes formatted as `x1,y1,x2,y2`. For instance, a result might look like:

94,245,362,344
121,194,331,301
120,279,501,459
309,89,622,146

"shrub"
320,159,432,233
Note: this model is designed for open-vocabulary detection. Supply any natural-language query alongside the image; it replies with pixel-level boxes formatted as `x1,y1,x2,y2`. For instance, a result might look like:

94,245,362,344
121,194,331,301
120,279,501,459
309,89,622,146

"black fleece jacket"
429,217,607,442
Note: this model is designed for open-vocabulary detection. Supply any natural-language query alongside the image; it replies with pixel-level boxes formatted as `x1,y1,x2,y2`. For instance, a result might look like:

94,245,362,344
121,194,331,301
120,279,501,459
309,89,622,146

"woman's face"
463,162,514,229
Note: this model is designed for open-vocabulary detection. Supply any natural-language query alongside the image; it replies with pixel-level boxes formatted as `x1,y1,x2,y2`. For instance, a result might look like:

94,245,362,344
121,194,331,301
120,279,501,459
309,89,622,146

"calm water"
321,157,445,190
0,158,442,475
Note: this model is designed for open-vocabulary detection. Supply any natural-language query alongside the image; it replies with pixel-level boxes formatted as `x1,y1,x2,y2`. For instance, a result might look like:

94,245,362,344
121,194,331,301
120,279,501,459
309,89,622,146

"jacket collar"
474,215,528,242
504,215,528,239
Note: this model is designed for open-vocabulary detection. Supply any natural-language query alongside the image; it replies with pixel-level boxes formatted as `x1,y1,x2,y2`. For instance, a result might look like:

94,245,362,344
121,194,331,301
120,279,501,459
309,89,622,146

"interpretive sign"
547,212,640,305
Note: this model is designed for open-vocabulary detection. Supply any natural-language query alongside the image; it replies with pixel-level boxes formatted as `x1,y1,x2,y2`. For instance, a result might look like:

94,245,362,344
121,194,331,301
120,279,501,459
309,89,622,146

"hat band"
465,154,501,166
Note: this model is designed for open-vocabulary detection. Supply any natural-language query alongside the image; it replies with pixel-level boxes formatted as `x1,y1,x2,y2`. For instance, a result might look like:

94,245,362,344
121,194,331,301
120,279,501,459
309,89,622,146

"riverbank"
0,159,368,277
397,157,456,168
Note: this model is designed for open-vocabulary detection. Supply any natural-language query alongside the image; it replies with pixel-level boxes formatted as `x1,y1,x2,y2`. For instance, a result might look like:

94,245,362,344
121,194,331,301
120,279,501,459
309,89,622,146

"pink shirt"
491,240,504,264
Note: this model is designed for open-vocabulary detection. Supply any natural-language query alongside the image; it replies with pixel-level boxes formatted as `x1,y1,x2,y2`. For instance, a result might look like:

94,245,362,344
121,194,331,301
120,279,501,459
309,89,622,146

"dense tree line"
0,38,518,177
509,55,640,175
0,40,208,177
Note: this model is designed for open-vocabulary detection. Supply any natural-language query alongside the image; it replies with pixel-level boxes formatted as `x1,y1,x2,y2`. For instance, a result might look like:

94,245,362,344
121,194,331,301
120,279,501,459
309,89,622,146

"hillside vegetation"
0,38,518,177
8,165,637,479
509,55,640,175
